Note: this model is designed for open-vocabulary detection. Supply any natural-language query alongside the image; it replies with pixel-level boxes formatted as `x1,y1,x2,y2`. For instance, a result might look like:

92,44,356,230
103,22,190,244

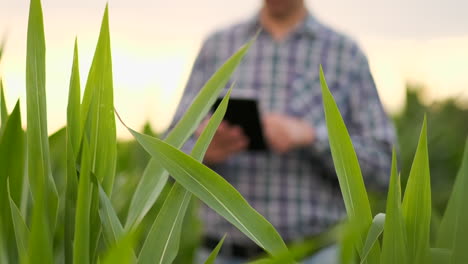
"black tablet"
212,98,267,151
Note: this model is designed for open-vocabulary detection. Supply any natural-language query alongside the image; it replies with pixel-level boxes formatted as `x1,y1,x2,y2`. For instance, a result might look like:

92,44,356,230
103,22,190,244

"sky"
1,0,468,138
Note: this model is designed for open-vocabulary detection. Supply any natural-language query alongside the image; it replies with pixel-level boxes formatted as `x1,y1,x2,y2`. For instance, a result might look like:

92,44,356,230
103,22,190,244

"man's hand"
196,120,249,165
262,113,315,154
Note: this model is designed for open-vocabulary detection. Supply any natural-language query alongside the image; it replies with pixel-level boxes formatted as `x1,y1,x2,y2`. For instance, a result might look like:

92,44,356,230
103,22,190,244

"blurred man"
172,0,396,263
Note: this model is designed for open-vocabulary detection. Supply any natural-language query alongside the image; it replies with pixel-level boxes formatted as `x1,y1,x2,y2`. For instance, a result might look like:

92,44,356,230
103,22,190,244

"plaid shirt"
172,13,396,246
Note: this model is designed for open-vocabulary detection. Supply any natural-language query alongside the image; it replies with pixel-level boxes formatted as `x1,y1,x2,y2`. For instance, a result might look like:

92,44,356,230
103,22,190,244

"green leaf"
95,176,138,262
68,38,81,156
25,0,58,230
80,6,116,259
8,186,29,263
319,66,380,263
64,38,81,264
360,213,385,264
437,138,468,263
27,161,53,264
125,37,254,230
0,80,8,128
101,231,137,264
80,4,116,195
127,129,288,257
0,102,25,263
137,183,192,264
73,139,92,264
137,88,232,264
340,221,359,264
97,181,124,246
402,116,431,263
65,139,79,264
380,150,408,264
0,39,4,63
429,248,452,264
204,234,226,264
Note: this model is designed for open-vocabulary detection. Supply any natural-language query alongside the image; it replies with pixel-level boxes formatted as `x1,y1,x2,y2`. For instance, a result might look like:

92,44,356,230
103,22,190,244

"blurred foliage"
45,85,468,263
393,85,468,213
47,122,200,263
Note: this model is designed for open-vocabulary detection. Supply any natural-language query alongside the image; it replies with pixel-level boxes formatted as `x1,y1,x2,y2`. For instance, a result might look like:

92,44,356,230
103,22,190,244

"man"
172,0,395,263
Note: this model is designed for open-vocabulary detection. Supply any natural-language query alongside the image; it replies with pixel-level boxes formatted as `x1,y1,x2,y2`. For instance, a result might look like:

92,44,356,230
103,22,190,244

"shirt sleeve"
310,49,396,192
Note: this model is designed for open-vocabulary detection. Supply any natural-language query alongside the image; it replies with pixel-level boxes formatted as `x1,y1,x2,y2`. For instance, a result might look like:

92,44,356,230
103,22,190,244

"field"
0,0,467,263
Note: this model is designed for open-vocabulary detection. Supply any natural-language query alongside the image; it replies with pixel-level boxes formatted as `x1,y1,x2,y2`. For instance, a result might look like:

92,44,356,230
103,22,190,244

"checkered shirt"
171,13,396,246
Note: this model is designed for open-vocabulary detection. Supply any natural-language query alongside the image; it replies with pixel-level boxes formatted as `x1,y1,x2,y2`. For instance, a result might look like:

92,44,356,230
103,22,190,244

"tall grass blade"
429,248,452,264
80,6,116,258
319,66,380,263
126,129,289,257
437,138,468,263
65,38,81,264
73,139,92,263
360,213,385,264
80,4,116,195
402,117,431,263
101,232,137,264
340,220,359,264
0,80,8,128
68,38,81,155
0,39,4,63
125,37,254,230
25,0,58,229
97,181,123,245
203,234,226,264
380,150,408,264
137,89,232,264
137,183,192,264
27,160,53,264
8,189,29,263
0,102,25,263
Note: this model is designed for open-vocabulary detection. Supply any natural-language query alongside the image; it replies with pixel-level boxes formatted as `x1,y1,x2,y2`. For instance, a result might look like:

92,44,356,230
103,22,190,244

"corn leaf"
127,129,288,257
340,221,359,264
137,89,232,264
80,6,116,259
380,150,408,264
0,80,8,128
360,213,385,264
8,188,29,263
101,231,137,264
0,102,25,204
402,117,431,263
319,66,380,263
0,102,25,263
97,181,123,245
137,183,192,264
204,234,226,264
0,39,4,63
125,37,254,230
64,38,81,264
73,140,92,263
27,159,53,264
26,0,58,230
80,4,116,195
429,248,452,264
437,138,468,263
68,38,81,155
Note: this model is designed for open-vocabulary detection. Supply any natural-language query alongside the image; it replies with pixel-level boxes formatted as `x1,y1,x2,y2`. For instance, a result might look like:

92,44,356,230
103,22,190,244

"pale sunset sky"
1,0,468,137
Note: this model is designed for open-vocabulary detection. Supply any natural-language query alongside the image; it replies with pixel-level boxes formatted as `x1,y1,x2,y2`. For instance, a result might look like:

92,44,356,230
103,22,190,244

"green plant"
318,67,468,264
1,0,467,263
0,0,292,263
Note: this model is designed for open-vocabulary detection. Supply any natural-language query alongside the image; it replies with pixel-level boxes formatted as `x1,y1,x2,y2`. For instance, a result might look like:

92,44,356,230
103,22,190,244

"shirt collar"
245,11,321,39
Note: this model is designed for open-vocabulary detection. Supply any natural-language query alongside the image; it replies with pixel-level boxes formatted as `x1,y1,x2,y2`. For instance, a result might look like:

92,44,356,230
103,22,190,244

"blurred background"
1,0,468,135
1,0,468,261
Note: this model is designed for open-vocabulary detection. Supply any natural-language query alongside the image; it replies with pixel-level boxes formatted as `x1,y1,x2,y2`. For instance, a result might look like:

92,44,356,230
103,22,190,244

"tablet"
212,98,267,151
